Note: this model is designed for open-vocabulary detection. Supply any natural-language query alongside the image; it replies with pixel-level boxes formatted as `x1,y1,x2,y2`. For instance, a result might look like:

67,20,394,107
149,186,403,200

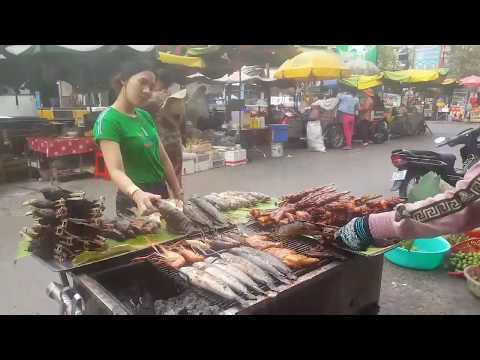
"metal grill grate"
149,226,333,313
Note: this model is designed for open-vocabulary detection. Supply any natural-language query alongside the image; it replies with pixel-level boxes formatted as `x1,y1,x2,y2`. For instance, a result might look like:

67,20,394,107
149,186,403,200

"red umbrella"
460,75,480,88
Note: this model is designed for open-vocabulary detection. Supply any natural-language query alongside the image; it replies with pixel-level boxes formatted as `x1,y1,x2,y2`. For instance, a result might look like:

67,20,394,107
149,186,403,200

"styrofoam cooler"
271,142,284,157
182,159,195,175
225,149,247,166
195,153,213,172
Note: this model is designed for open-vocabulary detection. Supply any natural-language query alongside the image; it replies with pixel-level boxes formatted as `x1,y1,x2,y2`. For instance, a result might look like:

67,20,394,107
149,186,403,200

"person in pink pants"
341,113,355,149
337,91,359,150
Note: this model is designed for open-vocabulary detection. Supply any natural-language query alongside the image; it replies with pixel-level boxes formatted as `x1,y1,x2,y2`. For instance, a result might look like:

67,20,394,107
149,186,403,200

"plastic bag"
407,171,446,202
306,120,326,152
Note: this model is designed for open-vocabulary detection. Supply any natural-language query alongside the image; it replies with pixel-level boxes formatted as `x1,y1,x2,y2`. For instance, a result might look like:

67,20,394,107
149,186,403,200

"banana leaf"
223,199,279,224
15,232,32,263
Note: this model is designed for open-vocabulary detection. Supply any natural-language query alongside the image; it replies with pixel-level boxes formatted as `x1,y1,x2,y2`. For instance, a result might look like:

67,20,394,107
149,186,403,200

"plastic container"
384,236,451,270
271,142,284,158
464,265,480,298
271,124,289,143
451,238,480,255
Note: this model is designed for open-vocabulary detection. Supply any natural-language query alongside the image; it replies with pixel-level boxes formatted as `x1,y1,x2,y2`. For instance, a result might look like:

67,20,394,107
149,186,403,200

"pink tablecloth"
27,137,96,158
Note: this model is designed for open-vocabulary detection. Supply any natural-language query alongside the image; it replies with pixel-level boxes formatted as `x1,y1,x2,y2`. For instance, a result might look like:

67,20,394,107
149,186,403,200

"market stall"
26,136,96,182
17,184,403,315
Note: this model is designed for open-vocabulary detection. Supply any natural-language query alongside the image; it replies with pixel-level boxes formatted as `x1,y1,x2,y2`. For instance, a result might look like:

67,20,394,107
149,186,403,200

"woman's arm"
369,162,480,241
100,140,162,214
158,141,183,201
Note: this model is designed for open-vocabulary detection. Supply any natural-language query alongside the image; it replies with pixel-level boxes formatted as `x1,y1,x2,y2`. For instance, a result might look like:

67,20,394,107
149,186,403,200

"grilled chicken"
244,235,280,250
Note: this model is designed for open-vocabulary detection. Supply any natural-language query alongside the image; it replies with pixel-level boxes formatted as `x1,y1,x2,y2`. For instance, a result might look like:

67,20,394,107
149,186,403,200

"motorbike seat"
406,150,457,167
438,153,457,168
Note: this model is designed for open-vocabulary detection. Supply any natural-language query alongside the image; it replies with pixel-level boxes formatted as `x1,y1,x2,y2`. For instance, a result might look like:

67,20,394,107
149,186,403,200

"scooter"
390,127,480,198
324,110,390,149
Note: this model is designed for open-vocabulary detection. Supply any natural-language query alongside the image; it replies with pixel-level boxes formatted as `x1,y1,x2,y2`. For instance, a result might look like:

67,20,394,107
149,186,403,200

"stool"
94,150,110,180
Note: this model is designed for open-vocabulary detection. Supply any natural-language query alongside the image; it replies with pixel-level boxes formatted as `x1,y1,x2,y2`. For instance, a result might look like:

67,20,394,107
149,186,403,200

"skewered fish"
179,266,248,306
193,262,257,300
155,200,199,234
228,249,291,285
229,246,297,281
191,196,228,226
220,253,277,290
183,201,214,228
204,257,269,296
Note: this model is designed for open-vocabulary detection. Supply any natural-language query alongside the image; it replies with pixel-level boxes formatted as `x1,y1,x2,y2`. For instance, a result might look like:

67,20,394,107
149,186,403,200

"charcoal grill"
64,228,383,315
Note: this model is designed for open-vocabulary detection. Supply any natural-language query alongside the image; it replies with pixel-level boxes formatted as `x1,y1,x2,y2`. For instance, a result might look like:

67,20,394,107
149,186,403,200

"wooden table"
27,136,96,182
239,127,272,158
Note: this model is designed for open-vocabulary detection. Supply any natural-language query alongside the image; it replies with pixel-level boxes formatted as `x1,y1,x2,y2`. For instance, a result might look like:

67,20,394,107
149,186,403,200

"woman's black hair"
112,58,155,92
156,68,174,88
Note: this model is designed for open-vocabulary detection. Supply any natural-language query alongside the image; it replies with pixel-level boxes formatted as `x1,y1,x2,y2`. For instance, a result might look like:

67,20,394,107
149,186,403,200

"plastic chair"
94,150,110,180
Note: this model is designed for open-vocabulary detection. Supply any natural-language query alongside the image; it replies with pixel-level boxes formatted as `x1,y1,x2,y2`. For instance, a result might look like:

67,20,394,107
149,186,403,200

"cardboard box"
195,153,213,172
225,149,247,163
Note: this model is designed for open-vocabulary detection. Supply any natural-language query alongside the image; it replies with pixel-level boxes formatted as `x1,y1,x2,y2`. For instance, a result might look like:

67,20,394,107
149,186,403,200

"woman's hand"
132,190,163,216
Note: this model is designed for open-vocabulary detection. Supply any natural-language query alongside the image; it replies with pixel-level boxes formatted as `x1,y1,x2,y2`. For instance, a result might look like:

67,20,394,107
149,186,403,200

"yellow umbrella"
158,52,206,69
274,51,351,80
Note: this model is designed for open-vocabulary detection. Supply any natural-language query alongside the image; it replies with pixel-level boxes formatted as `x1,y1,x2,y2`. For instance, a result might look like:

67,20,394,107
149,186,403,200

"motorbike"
324,109,390,149
390,127,480,198
387,107,432,138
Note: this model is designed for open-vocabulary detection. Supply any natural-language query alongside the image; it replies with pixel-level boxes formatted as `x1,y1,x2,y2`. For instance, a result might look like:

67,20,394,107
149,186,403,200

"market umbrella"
341,58,380,76
274,51,351,80
340,73,384,90
383,69,449,84
459,75,480,89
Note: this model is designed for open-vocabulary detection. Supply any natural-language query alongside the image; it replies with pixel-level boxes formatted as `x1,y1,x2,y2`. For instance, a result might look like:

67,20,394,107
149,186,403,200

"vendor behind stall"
143,70,187,188
93,60,183,216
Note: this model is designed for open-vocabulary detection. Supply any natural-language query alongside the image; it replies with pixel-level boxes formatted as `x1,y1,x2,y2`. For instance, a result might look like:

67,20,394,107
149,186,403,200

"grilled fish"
193,262,257,300
204,257,269,296
228,249,291,285
220,253,277,290
191,196,228,226
179,266,248,306
229,247,297,281
155,200,199,234
183,201,214,228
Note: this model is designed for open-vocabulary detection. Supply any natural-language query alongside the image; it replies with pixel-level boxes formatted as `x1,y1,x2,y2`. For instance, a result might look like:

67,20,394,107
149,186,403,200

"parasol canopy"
158,52,206,69
342,58,380,76
459,75,480,89
274,51,351,80
341,73,384,90
383,69,449,84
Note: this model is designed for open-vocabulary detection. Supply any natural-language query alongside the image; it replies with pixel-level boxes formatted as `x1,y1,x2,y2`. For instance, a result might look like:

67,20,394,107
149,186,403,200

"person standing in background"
337,90,359,150
143,70,187,188
358,89,375,146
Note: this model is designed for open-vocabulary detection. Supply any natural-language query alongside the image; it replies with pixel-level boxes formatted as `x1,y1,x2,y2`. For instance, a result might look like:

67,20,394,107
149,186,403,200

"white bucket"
271,142,284,158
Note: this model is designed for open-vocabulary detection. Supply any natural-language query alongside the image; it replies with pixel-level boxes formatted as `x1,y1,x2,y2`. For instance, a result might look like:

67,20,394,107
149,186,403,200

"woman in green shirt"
94,60,183,216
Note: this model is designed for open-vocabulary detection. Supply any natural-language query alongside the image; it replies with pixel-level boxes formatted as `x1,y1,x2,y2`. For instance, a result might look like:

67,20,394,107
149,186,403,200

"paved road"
1,121,479,314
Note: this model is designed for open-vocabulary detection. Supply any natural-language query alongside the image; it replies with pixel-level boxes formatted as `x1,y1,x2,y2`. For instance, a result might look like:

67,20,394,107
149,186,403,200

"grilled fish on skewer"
179,266,248,306
220,253,277,290
228,249,292,285
204,257,269,296
229,247,297,281
193,262,257,300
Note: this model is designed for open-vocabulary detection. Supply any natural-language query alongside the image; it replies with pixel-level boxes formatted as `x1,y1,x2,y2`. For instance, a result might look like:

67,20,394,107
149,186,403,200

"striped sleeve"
93,108,121,144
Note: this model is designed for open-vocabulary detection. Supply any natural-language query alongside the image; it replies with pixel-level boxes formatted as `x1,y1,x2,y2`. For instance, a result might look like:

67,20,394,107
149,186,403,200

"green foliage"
377,45,401,71
448,45,480,78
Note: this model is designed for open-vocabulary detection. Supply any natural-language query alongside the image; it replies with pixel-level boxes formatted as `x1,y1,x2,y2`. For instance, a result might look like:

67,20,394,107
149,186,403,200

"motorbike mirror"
434,137,446,144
